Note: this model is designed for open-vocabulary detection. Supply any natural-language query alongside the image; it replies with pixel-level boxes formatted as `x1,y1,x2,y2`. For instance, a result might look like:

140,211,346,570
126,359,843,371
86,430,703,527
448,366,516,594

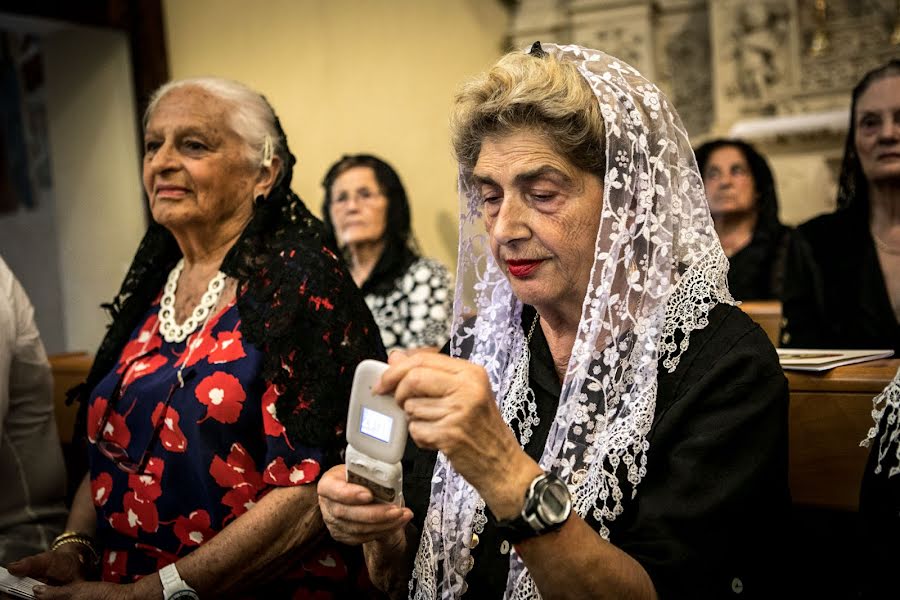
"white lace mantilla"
410,43,733,600
861,366,900,478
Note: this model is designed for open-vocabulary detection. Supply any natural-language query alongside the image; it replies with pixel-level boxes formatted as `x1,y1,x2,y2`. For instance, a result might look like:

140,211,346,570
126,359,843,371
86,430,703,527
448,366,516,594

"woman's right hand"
317,464,413,546
6,547,89,586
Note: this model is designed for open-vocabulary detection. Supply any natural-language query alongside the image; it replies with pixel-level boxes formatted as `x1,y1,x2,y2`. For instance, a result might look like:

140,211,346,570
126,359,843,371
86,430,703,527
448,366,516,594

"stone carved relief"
797,0,898,95
570,4,654,78
581,25,647,72
656,8,714,137
508,0,897,139
709,0,797,121
729,3,792,103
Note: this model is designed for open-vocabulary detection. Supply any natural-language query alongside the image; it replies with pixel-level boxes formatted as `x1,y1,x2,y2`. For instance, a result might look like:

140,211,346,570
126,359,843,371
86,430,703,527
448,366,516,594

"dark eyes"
143,138,208,156
705,166,748,180
859,117,879,129
183,140,207,151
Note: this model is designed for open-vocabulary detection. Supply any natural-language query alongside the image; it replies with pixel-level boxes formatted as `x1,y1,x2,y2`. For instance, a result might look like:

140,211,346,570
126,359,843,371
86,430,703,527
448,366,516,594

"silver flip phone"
346,360,407,505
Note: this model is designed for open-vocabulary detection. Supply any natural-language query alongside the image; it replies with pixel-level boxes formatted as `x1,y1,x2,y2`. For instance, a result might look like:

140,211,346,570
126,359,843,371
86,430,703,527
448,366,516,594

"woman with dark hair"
7,78,384,598
322,155,451,351
695,138,791,300
781,59,900,352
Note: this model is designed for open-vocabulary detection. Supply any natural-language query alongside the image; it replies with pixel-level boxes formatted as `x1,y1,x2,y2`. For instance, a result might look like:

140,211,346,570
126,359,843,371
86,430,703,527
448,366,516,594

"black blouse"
403,303,790,599
727,225,792,301
781,209,900,353
858,399,900,599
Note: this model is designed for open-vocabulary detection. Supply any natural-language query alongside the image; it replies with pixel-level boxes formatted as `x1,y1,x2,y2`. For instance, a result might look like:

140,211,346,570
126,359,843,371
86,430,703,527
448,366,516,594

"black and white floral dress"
364,256,451,351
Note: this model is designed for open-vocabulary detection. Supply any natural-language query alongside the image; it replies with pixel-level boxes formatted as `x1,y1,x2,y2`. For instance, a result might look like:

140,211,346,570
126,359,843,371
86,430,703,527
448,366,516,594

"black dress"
403,303,790,599
780,209,900,353
858,397,900,599
727,224,792,301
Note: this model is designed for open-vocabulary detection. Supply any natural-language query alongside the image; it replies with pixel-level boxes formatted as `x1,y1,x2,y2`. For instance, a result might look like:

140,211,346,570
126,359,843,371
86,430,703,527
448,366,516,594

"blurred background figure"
696,138,791,301
781,60,900,352
323,154,451,352
0,254,67,563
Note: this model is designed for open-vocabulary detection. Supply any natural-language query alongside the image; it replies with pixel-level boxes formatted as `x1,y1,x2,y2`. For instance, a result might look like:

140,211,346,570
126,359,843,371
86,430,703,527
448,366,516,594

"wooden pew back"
785,359,896,511
738,299,782,347
48,352,93,444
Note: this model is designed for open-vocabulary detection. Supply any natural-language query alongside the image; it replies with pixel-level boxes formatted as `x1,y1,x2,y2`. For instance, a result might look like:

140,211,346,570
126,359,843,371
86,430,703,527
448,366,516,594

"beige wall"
163,0,510,271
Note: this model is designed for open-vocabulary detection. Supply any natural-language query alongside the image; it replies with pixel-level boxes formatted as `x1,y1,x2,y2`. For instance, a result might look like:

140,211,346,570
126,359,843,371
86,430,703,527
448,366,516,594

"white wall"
0,186,67,352
42,26,146,352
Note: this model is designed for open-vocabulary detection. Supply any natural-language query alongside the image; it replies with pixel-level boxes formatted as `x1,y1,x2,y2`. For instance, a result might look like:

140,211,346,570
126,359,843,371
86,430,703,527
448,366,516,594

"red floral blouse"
87,299,374,598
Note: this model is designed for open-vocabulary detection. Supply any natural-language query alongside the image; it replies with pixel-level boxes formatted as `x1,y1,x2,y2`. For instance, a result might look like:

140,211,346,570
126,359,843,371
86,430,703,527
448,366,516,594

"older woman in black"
695,139,790,300
781,60,900,352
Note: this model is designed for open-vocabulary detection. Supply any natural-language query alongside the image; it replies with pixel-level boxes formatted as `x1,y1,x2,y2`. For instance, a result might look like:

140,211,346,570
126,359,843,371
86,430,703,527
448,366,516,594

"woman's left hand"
32,582,135,600
377,352,542,518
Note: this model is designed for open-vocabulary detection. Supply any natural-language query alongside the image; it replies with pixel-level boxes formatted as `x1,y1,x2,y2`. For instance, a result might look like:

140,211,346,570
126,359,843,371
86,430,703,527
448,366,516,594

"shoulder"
407,257,451,280
795,210,861,243
658,303,785,406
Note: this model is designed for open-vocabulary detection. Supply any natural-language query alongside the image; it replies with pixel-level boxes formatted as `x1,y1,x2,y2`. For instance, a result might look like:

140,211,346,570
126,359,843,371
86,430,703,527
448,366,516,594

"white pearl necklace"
158,258,227,343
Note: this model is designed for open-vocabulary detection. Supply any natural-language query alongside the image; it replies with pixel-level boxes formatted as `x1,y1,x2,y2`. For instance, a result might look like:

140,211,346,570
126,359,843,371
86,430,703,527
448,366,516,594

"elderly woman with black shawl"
695,138,791,300
318,43,789,599
781,59,900,352
7,78,383,599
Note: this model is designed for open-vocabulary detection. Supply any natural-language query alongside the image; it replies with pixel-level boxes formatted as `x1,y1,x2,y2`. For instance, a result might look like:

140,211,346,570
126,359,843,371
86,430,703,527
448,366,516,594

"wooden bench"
738,299,782,347
784,359,897,595
785,358,896,511
48,352,93,444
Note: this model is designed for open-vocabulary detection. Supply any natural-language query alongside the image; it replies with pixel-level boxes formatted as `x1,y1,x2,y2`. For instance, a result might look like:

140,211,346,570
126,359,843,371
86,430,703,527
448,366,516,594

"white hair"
144,77,287,182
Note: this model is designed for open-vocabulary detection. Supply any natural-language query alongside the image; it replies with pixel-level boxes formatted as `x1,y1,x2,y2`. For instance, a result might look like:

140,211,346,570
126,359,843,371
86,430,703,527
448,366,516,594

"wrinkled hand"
317,464,412,546
377,352,537,508
6,549,86,586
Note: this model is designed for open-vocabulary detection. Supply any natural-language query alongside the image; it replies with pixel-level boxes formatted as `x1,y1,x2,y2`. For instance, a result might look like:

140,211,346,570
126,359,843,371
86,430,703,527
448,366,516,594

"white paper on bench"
0,566,40,600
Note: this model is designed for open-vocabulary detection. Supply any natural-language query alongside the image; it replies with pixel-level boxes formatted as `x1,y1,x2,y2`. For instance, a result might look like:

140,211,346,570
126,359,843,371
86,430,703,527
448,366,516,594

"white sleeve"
0,260,14,440
0,257,53,442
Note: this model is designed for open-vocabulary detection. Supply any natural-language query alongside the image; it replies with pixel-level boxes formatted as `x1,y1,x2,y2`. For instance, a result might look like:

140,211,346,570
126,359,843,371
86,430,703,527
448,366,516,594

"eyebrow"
473,165,573,187
144,126,216,140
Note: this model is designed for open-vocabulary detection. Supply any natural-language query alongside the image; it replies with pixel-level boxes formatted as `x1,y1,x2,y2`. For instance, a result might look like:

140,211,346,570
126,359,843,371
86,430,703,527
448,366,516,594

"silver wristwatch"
159,563,199,600
493,471,573,543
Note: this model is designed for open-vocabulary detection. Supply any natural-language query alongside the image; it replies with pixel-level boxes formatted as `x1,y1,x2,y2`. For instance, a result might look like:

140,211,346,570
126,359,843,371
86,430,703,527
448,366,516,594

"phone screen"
360,406,393,443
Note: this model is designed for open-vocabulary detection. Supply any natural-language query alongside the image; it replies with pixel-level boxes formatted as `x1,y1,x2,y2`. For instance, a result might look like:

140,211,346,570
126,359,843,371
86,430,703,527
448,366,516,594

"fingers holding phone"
317,465,412,545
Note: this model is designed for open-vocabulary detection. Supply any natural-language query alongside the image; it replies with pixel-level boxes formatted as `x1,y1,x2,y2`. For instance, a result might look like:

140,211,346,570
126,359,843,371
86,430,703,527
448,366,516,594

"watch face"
536,478,572,526
169,590,199,600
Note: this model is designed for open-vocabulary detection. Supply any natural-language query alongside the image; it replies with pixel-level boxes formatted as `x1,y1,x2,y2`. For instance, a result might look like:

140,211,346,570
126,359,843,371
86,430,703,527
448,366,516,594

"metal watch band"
491,472,571,544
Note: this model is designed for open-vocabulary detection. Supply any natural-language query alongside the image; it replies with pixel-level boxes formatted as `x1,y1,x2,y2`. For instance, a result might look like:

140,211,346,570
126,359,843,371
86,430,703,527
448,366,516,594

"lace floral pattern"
411,44,732,599
861,366,900,478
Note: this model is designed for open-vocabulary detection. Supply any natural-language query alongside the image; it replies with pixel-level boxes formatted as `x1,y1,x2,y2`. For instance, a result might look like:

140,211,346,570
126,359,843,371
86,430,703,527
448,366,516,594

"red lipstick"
506,259,544,278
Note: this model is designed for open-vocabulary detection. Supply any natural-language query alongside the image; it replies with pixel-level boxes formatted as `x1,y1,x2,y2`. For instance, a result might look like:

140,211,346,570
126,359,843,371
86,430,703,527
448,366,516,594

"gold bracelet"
51,531,100,567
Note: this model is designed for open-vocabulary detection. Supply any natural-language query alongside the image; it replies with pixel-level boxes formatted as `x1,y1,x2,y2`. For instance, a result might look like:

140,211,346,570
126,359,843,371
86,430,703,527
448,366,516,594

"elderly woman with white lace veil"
318,43,790,599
